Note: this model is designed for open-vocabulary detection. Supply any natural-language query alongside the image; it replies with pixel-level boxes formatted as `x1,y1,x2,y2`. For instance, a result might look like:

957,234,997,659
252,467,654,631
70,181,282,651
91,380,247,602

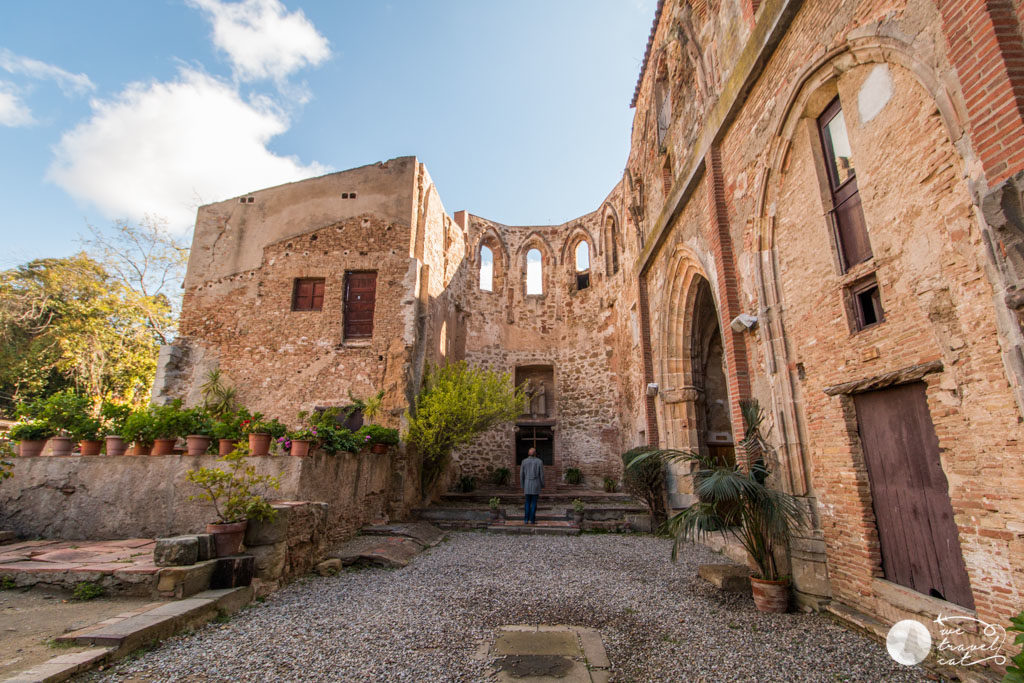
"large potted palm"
629,400,804,612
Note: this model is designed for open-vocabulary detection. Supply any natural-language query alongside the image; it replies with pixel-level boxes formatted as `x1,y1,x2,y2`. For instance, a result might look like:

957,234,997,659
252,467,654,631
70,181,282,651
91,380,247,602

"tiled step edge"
2,586,253,683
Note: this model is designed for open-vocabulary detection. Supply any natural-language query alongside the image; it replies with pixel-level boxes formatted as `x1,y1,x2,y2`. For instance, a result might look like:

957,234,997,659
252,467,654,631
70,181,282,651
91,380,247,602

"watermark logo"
885,615,1008,668
886,620,932,665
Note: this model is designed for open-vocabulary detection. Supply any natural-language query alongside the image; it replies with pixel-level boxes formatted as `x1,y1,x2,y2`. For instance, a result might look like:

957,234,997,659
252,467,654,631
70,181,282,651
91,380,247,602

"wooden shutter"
819,98,872,271
344,272,376,338
293,278,324,311
310,280,324,311
853,382,974,608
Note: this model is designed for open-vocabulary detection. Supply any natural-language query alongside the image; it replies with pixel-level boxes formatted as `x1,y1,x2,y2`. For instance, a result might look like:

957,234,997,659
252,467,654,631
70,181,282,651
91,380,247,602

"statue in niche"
533,381,548,417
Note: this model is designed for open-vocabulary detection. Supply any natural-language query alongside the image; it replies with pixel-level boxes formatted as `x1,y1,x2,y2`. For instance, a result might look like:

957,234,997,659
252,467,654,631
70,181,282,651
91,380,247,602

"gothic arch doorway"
689,277,735,468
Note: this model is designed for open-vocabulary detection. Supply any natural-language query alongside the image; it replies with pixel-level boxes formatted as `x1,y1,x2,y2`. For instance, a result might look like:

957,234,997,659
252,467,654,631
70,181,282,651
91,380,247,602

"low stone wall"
0,450,395,543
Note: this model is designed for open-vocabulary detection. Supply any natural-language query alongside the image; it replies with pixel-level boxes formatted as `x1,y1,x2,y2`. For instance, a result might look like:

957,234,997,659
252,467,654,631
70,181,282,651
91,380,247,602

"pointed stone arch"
600,202,621,276
517,231,556,296
473,227,510,293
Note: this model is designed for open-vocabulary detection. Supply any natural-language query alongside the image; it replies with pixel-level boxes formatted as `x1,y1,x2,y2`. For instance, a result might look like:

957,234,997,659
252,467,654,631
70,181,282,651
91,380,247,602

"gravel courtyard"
90,532,929,682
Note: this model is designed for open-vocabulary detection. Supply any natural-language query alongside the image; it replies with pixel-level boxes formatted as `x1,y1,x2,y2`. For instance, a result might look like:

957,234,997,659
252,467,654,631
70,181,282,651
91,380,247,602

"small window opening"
849,275,884,331
662,158,672,198
292,278,325,311
526,249,543,295
575,241,590,291
480,245,494,291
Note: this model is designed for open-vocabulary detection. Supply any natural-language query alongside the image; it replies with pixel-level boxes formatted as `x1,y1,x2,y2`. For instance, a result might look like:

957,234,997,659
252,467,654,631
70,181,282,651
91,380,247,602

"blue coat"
520,456,545,495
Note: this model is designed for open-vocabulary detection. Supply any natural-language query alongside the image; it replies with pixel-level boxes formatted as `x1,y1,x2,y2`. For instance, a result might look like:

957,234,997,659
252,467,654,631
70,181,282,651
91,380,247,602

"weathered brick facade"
160,0,1024,659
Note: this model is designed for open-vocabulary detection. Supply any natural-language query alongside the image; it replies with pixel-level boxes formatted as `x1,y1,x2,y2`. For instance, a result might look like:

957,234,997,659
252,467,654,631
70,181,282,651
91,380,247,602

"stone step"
56,587,252,651
442,490,635,505
486,522,581,536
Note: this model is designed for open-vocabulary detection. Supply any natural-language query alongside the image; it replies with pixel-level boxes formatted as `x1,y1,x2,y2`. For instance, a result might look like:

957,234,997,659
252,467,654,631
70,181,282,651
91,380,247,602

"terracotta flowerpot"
132,442,153,456
206,520,248,557
489,509,501,522
573,511,585,525
79,440,102,456
750,576,790,613
47,436,73,457
248,433,271,456
18,440,46,457
105,436,127,456
290,439,312,457
152,438,176,456
218,439,235,456
371,443,389,455
186,435,212,456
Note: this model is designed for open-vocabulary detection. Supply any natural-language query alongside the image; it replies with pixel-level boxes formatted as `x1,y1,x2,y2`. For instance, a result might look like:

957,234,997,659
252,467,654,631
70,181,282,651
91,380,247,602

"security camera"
729,313,758,333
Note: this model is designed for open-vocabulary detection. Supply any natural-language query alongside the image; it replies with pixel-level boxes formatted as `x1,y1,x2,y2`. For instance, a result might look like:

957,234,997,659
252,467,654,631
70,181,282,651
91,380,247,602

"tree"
405,361,527,495
0,253,166,413
81,216,188,345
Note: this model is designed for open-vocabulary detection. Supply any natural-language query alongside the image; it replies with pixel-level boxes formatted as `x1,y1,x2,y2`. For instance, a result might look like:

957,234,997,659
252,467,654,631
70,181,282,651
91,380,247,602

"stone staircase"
413,487,653,535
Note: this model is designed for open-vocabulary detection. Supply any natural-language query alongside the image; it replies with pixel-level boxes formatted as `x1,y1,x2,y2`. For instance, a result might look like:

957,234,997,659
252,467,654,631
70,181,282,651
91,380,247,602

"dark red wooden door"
344,272,376,338
854,382,974,608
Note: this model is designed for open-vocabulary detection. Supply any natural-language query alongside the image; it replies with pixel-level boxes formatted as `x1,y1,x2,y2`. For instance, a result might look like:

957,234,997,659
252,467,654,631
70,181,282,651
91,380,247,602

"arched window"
605,215,619,275
526,248,543,295
655,58,671,147
575,241,590,290
479,245,493,291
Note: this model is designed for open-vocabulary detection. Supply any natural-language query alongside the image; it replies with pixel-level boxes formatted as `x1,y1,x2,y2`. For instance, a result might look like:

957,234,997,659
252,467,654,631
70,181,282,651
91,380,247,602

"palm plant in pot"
185,445,281,557
629,401,805,613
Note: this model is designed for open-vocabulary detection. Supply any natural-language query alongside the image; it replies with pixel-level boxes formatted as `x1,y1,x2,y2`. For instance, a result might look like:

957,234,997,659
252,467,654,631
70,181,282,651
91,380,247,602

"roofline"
630,0,667,108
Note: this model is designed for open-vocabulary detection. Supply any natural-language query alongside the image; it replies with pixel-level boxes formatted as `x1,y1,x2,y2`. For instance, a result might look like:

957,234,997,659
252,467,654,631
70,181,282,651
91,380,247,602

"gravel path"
89,532,929,682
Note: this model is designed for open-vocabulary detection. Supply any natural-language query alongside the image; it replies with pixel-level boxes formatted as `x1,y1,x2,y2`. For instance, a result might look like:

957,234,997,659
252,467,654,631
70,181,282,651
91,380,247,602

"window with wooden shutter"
292,278,325,311
818,98,871,272
344,271,377,339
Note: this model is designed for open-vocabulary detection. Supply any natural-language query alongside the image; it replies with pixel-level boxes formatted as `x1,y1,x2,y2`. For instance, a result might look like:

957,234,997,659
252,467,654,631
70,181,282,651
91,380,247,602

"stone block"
248,541,287,581
155,559,217,599
244,507,289,546
315,558,342,576
153,536,199,567
210,555,255,589
195,533,215,561
698,564,751,592
0,530,16,545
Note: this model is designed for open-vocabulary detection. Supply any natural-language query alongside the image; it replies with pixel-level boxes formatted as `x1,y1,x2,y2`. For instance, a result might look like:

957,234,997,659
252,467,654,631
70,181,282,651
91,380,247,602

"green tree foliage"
405,361,526,494
0,253,170,413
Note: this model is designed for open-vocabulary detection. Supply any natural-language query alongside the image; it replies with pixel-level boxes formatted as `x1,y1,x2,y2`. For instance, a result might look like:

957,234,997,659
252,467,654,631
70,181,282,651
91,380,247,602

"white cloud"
47,69,329,230
0,48,94,96
188,0,330,82
0,83,33,126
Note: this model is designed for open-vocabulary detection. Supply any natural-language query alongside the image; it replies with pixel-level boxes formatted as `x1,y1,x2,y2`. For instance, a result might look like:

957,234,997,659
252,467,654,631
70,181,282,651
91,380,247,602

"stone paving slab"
2,647,115,683
0,539,159,595
486,625,611,683
328,535,423,568
358,521,446,547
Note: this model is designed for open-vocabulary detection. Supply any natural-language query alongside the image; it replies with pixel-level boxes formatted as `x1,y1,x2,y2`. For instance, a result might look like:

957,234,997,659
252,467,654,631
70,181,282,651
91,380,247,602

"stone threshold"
2,587,252,683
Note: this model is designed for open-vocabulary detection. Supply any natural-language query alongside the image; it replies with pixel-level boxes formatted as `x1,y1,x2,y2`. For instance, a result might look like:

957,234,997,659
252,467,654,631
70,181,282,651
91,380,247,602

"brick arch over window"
560,225,597,293
516,231,556,296
601,203,621,276
473,229,509,293
653,49,673,148
752,36,973,501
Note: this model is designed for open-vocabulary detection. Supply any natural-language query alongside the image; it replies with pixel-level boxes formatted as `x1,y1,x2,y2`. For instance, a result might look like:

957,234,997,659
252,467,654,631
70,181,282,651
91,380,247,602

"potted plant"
632,401,805,613
211,407,250,455
572,498,585,524
185,445,281,557
184,407,214,456
488,496,502,521
243,416,287,456
70,413,103,456
150,401,191,455
26,390,89,457
355,424,399,454
9,420,53,457
121,409,157,455
101,401,132,456
603,476,618,493
285,426,318,458
564,466,583,486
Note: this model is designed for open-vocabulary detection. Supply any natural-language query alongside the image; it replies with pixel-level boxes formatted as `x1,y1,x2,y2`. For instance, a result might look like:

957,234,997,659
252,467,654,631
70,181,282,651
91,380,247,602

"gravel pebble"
88,532,930,682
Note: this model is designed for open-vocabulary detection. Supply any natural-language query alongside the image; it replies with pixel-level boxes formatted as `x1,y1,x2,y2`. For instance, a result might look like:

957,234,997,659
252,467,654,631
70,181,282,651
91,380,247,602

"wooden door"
853,382,974,608
344,272,376,338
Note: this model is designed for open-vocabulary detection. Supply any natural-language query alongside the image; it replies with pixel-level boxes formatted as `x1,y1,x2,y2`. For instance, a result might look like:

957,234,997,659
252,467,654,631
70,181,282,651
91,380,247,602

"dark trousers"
523,494,539,523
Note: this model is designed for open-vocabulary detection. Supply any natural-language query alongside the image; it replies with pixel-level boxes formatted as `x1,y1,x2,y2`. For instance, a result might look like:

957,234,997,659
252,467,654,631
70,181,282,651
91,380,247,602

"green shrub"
355,424,399,446
491,467,511,486
622,447,667,528
100,401,132,436
20,390,92,436
405,361,526,494
603,476,618,493
72,581,104,601
1007,610,1024,683
565,467,583,485
319,426,360,455
186,445,281,524
243,417,287,439
488,496,501,510
211,407,253,441
456,475,476,493
1,576,17,590
69,414,102,442
184,407,213,436
121,409,157,446
150,400,193,439
9,420,54,441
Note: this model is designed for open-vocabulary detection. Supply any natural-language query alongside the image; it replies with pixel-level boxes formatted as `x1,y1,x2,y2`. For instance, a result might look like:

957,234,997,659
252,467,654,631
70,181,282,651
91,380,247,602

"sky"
0,0,657,266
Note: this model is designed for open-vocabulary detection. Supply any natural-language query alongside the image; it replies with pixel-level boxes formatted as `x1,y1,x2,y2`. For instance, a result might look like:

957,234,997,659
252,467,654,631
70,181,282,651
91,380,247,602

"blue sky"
0,0,656,265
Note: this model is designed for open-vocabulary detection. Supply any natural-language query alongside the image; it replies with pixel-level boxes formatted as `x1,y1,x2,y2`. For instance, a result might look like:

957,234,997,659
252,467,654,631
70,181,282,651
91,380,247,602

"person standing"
520,447,544,524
